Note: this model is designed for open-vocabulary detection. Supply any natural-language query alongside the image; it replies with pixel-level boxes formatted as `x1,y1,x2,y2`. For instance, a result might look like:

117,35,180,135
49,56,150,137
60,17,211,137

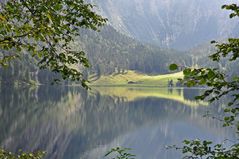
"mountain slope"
91,0,238,50
78,26,189,77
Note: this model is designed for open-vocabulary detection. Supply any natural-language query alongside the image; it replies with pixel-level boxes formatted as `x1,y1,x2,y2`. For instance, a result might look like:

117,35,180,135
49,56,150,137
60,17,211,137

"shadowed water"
0,86,236,159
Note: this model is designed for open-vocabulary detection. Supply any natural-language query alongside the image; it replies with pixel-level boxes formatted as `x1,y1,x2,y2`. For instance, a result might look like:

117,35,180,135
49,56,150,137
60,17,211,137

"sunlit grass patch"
90,70,184,87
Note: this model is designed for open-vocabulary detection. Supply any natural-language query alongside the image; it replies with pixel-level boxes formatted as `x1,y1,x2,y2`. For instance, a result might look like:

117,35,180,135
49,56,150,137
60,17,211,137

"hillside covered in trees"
0,25,190,85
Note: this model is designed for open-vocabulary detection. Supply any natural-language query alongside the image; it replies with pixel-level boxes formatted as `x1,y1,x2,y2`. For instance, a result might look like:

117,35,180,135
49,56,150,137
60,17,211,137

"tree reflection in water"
0,86,236,159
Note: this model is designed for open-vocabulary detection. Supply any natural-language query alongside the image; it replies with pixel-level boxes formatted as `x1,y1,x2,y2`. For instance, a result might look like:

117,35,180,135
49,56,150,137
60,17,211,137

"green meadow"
90,70,184,87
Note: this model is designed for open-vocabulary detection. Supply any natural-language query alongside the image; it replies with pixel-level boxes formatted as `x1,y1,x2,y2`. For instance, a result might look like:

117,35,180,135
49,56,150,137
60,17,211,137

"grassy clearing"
90,70,184,87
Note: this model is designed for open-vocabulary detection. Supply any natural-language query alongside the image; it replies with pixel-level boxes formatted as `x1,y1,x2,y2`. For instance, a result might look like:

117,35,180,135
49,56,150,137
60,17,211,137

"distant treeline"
1,25,237,85
79,26,189,77
0,25,189,85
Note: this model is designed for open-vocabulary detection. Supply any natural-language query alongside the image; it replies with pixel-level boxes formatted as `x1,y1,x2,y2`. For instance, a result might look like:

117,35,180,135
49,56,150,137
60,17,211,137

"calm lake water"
0,86,237,159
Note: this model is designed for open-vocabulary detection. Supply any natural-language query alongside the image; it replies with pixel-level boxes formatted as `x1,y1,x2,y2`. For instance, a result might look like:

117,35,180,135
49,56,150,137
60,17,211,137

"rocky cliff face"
90,0,238,50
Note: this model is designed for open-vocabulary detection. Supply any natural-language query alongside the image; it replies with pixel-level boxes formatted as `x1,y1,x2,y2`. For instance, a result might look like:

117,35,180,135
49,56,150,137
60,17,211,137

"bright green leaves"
0,149,45,159
169,63,178,71
176,67,224,87
170,65,239,127
105,147,136,159
209,38,239,62
170,139,239,159
176,139,239,159
0,0,107,87
183,68,191,76
222,4,239,19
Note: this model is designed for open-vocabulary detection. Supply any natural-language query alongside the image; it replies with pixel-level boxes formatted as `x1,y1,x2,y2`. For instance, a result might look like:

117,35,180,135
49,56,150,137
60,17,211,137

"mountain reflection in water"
0,86,236,159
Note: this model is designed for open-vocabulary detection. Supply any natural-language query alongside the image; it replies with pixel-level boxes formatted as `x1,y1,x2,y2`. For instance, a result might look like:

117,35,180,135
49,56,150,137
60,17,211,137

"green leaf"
169,64,178,71
186,80,196,87
183,140,191,145
0,0,107,87
207,70,215,79
211,40,217,44
183,68,191,76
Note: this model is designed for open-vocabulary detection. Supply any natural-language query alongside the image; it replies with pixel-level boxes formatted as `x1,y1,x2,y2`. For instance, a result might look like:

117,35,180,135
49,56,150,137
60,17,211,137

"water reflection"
0,86,236,159
93,87,208,107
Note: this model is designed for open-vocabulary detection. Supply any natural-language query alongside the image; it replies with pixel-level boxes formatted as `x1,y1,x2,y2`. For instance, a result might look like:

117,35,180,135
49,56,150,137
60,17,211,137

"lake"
0,86,236,159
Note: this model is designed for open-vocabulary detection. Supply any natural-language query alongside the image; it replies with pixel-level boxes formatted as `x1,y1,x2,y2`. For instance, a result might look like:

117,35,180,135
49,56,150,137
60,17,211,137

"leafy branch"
0,0,107,87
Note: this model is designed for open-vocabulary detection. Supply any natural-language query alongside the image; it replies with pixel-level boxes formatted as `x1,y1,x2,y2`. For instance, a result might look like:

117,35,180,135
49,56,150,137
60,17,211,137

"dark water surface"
0,86,236,159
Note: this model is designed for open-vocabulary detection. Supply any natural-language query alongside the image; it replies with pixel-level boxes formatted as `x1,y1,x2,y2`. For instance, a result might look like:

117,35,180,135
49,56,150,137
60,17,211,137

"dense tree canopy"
0,0,107,87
